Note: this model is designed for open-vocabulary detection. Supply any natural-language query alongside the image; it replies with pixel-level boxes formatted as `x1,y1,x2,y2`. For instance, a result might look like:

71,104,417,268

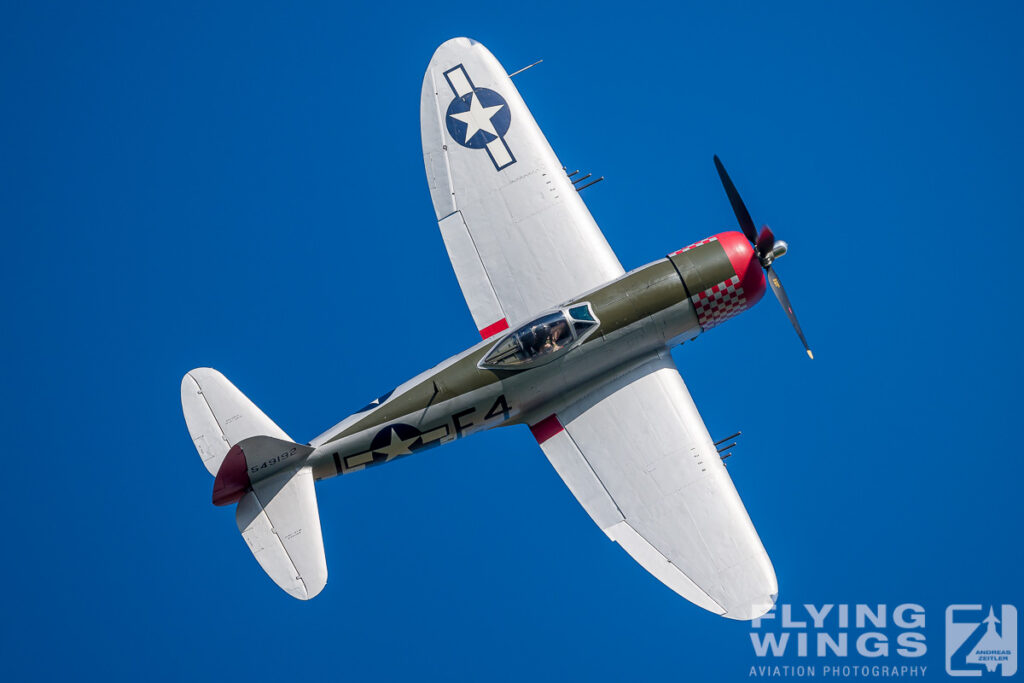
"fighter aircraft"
181,37,811,620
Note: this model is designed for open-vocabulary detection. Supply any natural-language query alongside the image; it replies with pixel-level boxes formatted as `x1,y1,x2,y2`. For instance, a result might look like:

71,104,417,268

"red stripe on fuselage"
479,318,510,339
529,414,564,444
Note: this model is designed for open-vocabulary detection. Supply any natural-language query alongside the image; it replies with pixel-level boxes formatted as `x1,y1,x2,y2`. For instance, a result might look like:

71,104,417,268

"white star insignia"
375,427,419,462
449,93,505,142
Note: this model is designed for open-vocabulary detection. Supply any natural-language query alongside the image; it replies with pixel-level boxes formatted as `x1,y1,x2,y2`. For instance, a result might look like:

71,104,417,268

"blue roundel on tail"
445,89,511,149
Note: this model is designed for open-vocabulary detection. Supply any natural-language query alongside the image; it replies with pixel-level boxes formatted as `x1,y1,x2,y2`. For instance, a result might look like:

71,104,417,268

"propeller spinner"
713,155,813,359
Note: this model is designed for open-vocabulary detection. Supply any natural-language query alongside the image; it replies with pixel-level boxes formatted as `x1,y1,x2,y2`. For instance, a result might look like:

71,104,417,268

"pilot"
530,325,552,354
540,321,568,353
552,320,568,348
519,327,540,359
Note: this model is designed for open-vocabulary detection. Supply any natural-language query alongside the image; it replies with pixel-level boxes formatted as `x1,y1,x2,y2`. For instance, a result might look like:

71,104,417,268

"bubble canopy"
480,304,599,369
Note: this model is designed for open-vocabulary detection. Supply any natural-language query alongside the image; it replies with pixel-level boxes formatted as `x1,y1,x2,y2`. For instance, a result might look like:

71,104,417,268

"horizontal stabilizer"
236,465,327,600
181,368,291,476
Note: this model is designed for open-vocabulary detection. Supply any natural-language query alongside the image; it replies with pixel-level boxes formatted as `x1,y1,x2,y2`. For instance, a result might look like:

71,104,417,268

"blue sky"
2,2,1021,681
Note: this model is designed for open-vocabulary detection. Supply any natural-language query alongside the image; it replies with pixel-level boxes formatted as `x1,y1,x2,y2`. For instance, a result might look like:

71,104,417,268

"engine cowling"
668,231,766,329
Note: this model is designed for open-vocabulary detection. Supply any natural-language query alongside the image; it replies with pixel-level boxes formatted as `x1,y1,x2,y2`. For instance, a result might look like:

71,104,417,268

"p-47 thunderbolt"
181,38,811,620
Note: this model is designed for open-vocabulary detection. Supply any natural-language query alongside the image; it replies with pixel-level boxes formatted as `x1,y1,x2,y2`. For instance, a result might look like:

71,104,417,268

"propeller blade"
766,265,813,359
713,155,758,244
755,226,775,258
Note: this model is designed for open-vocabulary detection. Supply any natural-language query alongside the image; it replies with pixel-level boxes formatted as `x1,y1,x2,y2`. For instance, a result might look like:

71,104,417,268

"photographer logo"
946,605,1017,677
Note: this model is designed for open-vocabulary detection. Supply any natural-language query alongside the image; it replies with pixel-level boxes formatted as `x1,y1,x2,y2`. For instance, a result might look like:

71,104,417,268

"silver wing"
421,37,624,338
536,353,777,619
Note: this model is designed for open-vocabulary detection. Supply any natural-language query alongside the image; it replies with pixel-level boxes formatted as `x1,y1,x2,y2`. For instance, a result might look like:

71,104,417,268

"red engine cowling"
669,231,766,329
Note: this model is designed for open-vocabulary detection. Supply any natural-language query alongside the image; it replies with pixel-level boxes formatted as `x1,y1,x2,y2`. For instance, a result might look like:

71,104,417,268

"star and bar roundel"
443,64,516,171
335,422,451,472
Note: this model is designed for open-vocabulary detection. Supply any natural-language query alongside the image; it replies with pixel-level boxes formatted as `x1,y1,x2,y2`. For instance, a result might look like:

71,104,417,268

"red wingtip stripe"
479,318,510,339
529,414,564,444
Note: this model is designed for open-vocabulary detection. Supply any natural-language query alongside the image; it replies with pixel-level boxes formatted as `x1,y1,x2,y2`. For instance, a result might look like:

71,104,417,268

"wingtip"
286,577,327,601
722,592,779,621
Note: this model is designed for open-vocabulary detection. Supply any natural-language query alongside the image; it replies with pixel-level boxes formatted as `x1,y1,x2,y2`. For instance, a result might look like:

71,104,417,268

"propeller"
713,155,813,359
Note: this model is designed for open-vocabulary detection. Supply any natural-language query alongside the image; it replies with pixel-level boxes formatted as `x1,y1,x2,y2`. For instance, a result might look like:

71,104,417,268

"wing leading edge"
534,353,777,619
421,38,624,338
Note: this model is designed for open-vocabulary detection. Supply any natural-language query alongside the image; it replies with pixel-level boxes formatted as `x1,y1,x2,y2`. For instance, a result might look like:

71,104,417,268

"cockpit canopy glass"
481,304,599,369
568,304,597,336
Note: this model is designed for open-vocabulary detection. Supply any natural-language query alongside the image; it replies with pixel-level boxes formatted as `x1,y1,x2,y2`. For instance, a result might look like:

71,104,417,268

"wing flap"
538,427,623,531
438,211,506,335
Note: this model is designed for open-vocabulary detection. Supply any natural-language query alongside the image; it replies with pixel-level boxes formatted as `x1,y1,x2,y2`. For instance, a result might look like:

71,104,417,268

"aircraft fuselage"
307,230,765,482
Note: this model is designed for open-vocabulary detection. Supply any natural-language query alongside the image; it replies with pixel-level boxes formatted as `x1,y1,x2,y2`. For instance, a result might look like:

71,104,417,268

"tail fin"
181,368,328,600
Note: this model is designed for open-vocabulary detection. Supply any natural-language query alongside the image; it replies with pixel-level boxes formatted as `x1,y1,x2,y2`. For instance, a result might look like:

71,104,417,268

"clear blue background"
2,2,1021,680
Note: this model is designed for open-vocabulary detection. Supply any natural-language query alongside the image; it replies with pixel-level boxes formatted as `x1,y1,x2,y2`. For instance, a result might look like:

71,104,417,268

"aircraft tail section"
181,367,292,476
180,367,328,600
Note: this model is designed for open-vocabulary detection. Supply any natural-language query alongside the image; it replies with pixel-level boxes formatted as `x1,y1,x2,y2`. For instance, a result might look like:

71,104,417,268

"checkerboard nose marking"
693,275,747,329
671,235,718,256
